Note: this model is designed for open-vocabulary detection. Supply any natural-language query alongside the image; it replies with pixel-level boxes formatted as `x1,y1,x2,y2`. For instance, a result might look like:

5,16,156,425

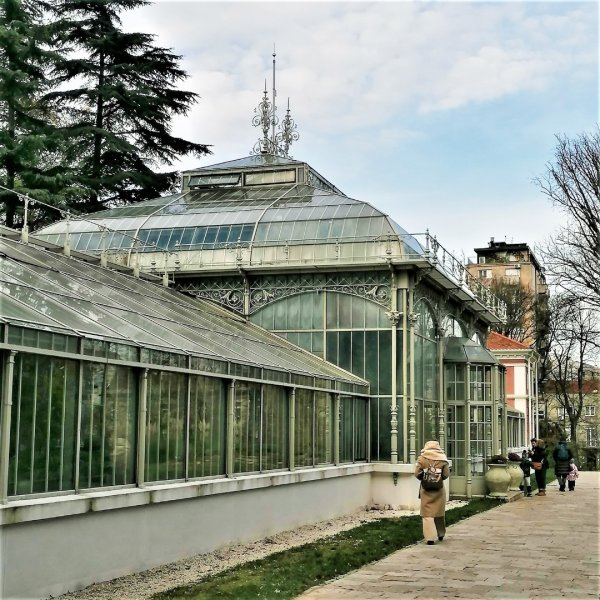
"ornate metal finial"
275,98,299,157
251,51,300,157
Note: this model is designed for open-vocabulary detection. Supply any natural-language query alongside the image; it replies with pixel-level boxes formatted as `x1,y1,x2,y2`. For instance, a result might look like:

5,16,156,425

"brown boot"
537,489,546,496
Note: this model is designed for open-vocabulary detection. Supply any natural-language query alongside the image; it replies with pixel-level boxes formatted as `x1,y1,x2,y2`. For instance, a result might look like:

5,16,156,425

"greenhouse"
1,69,529,596
35,152,523,483
0,231,372,599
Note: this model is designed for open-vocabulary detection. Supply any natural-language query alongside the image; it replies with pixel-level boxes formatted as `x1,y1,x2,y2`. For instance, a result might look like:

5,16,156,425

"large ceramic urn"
485,464,511,498
507,460,523,491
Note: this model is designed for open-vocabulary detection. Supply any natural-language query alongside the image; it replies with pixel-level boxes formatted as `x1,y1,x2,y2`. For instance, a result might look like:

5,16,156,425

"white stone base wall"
0,466,373,600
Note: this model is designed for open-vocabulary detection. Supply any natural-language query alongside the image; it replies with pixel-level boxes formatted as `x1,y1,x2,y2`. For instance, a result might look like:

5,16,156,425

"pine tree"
45,0,210,213
0,0,66,228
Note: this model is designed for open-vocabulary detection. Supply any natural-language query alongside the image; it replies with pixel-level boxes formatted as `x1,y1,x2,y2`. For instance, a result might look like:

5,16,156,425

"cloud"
118,1,596,256
124,2,596,136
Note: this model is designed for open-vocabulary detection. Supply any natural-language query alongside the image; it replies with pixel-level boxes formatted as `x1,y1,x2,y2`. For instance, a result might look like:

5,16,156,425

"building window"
478,257,486,264
505,268,520,277
478,269,492,279
585,405,596,417
586,428,598,446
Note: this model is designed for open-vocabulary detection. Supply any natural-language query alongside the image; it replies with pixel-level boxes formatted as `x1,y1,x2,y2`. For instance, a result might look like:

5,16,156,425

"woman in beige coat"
414,440,450,545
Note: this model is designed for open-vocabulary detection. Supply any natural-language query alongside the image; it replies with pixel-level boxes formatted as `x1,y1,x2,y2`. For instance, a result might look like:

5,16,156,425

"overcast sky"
123,1,597,261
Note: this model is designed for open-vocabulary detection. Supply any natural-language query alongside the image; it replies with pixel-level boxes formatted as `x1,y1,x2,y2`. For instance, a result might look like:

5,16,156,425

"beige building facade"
467,239,548,348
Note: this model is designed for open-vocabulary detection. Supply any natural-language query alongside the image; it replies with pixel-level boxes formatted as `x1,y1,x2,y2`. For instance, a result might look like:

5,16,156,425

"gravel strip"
58,501,467,600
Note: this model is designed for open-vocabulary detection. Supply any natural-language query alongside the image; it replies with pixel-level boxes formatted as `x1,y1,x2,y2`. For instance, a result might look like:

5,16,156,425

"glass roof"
34,158,424,257
443,337,499,365
0,235,368,386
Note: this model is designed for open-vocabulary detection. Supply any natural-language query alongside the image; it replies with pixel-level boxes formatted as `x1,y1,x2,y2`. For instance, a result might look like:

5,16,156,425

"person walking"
414,440,450,545
553,439,573,492
567,458,579,491
530,438,549,496
519,449,533,496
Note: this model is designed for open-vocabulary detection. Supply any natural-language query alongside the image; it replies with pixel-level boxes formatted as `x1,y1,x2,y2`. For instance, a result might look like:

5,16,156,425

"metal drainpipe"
501,371,508,456
492,365,499,454
402,288,408,463
137,368,149,488
389,270,399,465
334,393,340,466
289,387,295,471
408,287,417,464
438,330,445,450
184,358,192,481
226,380,236,477
465,362,472,499
0,351,16,504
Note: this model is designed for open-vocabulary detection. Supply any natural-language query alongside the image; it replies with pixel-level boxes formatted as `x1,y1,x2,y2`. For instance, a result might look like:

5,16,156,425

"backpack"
557,445,569,461
421,460,444,491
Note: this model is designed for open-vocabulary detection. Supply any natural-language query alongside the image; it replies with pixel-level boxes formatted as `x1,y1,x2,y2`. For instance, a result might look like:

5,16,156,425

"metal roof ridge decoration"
251,49,299,158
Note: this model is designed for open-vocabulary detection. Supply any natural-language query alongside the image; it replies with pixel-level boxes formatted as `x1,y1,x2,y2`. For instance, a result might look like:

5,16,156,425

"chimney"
489,237,495,247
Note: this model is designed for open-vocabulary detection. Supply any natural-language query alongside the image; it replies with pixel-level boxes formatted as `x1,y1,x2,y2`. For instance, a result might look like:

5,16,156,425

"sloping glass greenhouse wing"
0,236,367,387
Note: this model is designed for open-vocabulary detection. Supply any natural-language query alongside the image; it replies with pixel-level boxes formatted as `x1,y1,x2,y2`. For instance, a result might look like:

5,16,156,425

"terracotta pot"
485,463,511,497
507,461,523,491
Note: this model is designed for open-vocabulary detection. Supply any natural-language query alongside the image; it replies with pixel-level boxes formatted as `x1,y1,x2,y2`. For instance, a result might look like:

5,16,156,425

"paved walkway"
300,471,600,599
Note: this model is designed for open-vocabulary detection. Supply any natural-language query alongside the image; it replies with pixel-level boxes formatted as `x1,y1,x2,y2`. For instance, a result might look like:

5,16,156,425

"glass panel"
191,227,207,245
469,404,492,476
303,221,318,241
79,364,137,488
261,385,288,471
189,375,226,478
227,225,243,243
245,169,295,185
330,220,344,238
215,226,230,244
278,221,293,242
203,227,217,246
446,404,465,476
233,381,261,473
378,331,392,395
339,397,354,463
423,403,437,444
355,398,368,461
8,354,78,495
316,220,330,239
155,229,172,250
179,228,195,247
294,388,313,467
314,391,333,465
370,397,391,461
145,371,186,482
265,222,282,241
351,331,365,379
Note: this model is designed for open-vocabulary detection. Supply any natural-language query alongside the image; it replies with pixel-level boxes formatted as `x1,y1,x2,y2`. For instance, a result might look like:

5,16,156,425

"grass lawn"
154,498,499,600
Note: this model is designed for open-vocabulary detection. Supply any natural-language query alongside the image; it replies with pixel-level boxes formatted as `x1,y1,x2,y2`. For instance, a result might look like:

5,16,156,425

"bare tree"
536,129,600,308
488,278,549,350
545,294,600,443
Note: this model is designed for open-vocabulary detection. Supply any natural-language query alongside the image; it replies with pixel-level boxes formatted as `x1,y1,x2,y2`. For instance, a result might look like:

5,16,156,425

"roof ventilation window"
189,173,241,188
244,169,296,186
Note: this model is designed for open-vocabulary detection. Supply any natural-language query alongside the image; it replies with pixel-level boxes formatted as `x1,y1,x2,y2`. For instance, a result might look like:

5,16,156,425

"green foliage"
153,499,497,600
0,0,71,227
44,0,210,213
0,0,210,225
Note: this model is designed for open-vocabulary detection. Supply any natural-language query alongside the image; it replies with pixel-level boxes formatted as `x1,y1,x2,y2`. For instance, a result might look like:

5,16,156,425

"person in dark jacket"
553,439,573,492
530,438,548,496
519,449,532,496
